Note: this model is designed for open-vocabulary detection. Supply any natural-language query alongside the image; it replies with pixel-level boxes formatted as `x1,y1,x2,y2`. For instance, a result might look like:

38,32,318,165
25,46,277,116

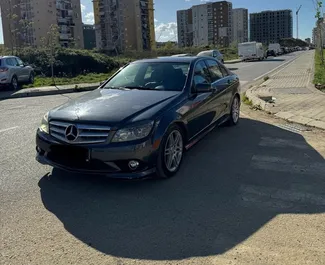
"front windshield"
104,62,190,91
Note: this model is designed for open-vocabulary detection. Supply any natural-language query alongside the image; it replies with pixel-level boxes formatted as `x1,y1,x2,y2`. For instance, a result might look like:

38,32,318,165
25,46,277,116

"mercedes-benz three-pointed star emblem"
65,125,79,142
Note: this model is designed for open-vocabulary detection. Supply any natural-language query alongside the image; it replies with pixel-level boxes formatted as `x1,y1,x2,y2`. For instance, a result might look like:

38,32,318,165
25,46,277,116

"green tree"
315,1,324,65
41,24,60,84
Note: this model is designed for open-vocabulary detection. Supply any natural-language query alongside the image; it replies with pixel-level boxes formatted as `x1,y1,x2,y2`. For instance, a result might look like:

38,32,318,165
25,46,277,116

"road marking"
0,126,19,133
253,53,302,81
240,184,325,206
259,137,310,149
250,155,325,176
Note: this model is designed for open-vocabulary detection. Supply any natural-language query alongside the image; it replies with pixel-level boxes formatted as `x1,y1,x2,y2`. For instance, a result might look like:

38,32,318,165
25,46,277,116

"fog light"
128,160,139,170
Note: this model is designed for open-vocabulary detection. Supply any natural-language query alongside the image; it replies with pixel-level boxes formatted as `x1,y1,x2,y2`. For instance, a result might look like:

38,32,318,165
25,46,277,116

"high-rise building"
93,0,156,52
250,10,293,44
177,1,232,48
177,9,193,48
1,0,84,49
83,24,96,50
232,8,248,44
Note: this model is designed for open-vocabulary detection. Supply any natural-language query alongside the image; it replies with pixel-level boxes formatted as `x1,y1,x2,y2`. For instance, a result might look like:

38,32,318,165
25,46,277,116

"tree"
41,24,60,84
315,1,324,65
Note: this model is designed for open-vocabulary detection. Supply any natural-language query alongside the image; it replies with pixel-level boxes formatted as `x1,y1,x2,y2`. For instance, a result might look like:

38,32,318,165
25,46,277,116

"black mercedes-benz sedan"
36,56,240,179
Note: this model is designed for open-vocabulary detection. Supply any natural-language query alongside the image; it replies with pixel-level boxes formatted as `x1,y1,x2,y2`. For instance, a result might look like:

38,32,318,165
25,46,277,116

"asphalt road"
225,51,304,91
1,91,325,265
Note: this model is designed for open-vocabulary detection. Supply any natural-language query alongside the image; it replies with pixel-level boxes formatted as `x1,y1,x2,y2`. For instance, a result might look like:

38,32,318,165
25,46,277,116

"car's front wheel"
156,125,184,178
227,96,240,126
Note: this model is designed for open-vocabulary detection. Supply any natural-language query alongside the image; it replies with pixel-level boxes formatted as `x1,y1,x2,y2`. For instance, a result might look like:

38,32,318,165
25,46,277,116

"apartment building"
177,8,193,48
177,1,232,48
232,8,248,44
1,0,84,48
250,9,293,44
93,0,155,52
83,24,96,50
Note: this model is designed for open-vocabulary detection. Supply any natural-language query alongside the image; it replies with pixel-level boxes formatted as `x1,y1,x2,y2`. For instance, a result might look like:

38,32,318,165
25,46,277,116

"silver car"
0,56,34,90
197,49,224,64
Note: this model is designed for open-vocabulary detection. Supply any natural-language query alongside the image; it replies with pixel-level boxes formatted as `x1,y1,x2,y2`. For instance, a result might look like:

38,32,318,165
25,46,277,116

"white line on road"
0,126,19,133
253,53,302,81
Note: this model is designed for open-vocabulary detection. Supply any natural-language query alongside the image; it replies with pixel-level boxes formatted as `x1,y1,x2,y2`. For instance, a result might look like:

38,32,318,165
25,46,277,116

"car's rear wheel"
227,96,240,126
11,76,18,90
156,125,184,179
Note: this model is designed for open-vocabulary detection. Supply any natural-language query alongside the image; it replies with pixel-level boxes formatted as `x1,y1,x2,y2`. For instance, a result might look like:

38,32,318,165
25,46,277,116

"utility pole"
296,5,302,39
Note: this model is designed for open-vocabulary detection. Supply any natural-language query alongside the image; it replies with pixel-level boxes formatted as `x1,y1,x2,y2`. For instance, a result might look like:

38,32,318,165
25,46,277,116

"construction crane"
296,5,302,39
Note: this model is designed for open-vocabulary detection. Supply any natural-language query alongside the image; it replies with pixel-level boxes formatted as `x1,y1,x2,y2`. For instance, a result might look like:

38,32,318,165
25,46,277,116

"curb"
244,52,325,131
241,52,306,93
0,84,99,100
225,59,241,64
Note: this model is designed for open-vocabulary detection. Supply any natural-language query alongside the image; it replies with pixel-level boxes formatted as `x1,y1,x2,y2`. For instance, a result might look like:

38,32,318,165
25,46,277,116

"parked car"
267,49,276,57
36,56,240,179
197,50,224,63
0,56,34,90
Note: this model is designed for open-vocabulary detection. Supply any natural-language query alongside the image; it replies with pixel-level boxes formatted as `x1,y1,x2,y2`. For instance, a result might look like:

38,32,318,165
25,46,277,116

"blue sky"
0,0,319,44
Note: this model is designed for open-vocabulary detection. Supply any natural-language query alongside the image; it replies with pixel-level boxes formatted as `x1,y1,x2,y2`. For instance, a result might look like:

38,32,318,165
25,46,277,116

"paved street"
1,91,325,265
225,51,304,91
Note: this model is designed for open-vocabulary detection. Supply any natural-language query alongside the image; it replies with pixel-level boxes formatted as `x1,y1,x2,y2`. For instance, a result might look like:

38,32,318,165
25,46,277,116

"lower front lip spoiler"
36,154,156,179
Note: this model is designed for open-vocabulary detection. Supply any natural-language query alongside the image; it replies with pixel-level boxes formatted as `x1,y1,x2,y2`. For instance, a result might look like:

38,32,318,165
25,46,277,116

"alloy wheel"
232,97,240,123
164,130,183,172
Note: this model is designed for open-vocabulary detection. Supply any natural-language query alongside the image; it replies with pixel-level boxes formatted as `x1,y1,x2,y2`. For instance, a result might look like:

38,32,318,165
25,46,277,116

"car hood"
49,88,179,125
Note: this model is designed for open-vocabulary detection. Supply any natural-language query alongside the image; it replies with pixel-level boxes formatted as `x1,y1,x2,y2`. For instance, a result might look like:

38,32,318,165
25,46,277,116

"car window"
206,60,223,82
219,63,229,77
193,61,211,87
105,62,190,91
16,58,24,66
6,58,14,66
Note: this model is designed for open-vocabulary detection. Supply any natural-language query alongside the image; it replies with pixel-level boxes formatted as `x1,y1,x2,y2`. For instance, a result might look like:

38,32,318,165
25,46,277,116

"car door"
218,63,239,116
205,59,229,122
186,60,215,139
14,57,29,81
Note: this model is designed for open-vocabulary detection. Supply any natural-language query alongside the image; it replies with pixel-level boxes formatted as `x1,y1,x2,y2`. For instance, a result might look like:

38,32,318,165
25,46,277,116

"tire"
226,95,240,126
11,76,18,90
29,72,35,84
156,125,184,179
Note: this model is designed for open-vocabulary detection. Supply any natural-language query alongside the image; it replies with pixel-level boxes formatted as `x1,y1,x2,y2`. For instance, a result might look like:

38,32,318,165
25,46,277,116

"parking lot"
1,81,325,264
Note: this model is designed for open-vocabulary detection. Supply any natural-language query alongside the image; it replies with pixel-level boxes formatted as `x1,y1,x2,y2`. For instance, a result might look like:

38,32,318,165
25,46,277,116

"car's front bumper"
36,129,158,179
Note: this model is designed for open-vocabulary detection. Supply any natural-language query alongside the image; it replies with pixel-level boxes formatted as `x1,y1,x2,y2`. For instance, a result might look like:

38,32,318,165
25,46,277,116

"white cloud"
81,4,86,14
155,22,177,42
84,12,94,24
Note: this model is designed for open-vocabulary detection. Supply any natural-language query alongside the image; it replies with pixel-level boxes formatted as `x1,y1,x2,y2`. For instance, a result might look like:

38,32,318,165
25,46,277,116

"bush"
14,48,129,78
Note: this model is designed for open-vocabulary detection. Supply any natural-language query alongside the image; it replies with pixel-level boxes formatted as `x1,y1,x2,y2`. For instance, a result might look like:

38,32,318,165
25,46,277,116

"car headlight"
39,112,49,134
112,121,154,142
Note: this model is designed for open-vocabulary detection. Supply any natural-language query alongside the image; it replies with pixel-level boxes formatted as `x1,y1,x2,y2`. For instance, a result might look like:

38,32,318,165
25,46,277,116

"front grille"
49,121,111,144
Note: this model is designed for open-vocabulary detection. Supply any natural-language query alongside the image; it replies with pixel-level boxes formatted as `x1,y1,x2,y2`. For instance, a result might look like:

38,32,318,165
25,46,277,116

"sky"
0,0,320,44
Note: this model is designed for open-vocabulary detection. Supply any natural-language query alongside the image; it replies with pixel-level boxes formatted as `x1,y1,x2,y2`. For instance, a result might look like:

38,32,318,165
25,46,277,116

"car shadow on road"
38,118,325,260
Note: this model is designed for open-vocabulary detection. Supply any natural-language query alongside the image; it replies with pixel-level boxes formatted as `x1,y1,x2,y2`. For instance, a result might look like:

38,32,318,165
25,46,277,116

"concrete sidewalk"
246,50,325,130
0,82,100,100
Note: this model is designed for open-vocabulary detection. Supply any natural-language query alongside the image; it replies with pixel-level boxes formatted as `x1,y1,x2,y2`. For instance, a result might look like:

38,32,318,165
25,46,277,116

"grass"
313,49,325,88
241,93,253,106
263,76,270,82
23,71,117,89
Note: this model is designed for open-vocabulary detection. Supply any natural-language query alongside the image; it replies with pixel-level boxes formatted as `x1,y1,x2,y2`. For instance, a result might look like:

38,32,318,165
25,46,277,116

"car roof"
132,56,201,63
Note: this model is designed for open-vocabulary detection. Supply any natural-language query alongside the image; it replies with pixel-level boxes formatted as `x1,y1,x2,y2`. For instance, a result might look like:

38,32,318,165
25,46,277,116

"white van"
238,42,265,61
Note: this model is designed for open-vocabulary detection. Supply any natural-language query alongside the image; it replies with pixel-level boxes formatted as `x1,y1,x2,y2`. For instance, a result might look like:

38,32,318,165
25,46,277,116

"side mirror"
195,83,212,93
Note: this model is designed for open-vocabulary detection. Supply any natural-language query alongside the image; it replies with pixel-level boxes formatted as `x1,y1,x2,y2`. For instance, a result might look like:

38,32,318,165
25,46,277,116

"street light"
296,5,302,39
